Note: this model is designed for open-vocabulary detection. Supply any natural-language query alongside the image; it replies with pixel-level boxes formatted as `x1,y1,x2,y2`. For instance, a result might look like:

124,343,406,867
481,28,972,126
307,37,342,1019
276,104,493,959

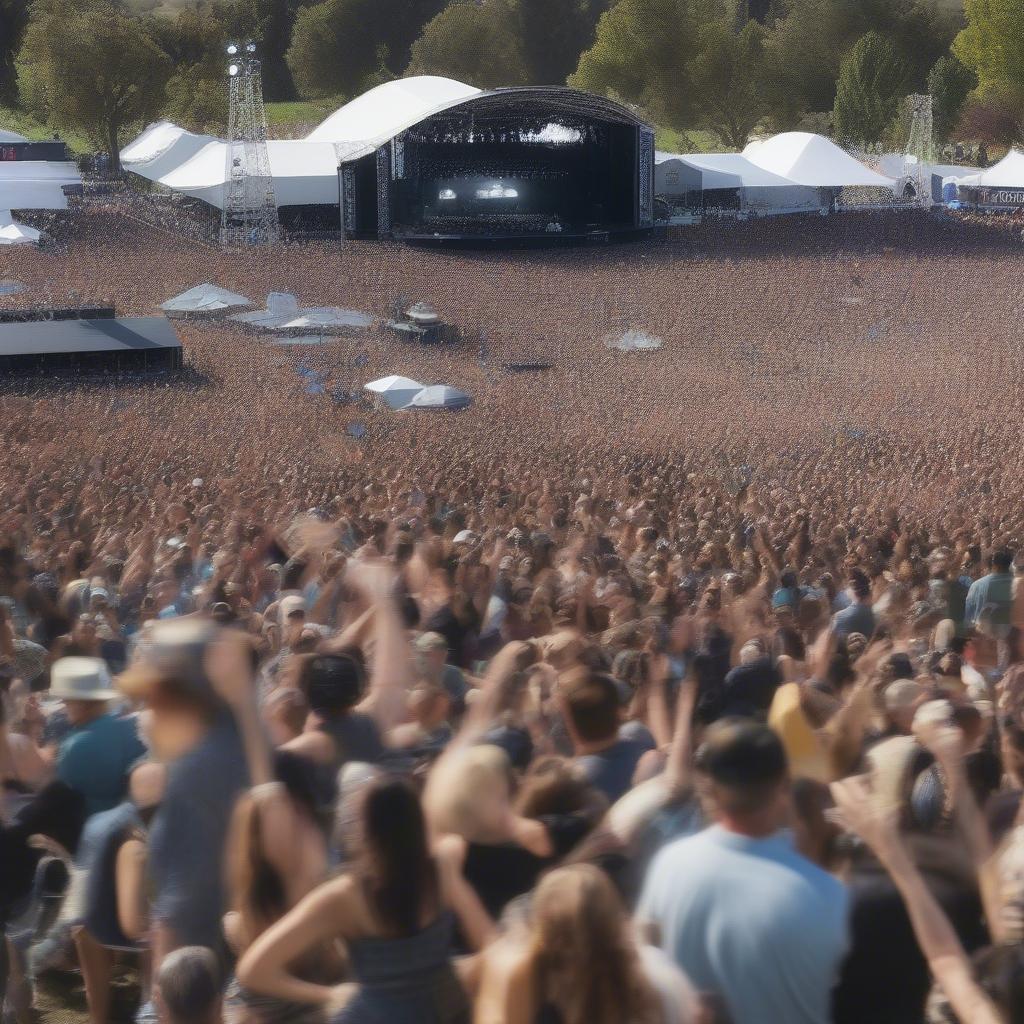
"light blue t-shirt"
637,825,848,1024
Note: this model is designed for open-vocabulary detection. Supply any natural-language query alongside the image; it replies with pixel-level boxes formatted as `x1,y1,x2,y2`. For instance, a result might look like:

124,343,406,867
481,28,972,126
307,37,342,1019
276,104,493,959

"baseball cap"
279,595,307,622
452,530,477,545
117,618,218,701
415,631,448,653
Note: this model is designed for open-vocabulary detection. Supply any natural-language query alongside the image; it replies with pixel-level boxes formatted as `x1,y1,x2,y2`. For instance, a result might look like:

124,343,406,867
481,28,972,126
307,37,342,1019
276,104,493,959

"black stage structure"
338,87,655,242
0,316,183,374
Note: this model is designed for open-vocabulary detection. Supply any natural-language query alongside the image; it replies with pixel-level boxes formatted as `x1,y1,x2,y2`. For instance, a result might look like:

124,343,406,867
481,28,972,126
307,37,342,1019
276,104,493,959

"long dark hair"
358,776,438,937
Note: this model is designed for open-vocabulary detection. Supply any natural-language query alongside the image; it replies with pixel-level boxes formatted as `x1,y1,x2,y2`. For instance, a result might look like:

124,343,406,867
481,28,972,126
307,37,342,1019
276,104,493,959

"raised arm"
832,776,1003,1024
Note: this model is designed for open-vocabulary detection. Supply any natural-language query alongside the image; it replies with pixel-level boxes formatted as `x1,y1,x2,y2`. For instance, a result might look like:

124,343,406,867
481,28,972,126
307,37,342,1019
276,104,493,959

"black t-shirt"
462,813,592,921
832,842,989,1024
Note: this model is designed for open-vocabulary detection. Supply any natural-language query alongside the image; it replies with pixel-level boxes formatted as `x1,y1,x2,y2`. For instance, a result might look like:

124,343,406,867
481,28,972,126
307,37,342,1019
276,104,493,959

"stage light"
474,181,519,200
246,42,257,53
228,64,240,77
438,188,457,200
226,43,239,55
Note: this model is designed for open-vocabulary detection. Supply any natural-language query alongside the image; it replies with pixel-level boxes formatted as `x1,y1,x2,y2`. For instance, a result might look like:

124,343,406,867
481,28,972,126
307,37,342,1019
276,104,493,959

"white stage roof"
307,76,481,160
743,133,894,189
0,129,28,143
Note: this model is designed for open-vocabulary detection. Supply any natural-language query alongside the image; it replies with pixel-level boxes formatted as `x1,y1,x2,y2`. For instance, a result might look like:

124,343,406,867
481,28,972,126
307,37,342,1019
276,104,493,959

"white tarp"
743,133,894,190
403,385,472,409
365,374,424,409
0,212,42,246
951,149,1024,188
161,284,253,317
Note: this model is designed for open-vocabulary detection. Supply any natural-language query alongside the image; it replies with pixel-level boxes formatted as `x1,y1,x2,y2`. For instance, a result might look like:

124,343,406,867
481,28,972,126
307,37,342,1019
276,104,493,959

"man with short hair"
415,630,469,716
637,720,848,1024
832,571,876,640
156,946,222,1024
560,668,644,802
965,549,1014,632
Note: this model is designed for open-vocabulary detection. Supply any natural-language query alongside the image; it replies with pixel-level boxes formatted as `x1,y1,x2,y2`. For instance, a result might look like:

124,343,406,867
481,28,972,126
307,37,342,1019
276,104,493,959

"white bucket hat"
50,657,118,702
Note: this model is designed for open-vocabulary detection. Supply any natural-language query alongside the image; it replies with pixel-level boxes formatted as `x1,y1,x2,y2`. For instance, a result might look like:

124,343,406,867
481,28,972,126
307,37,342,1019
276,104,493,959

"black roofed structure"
0,316,183,374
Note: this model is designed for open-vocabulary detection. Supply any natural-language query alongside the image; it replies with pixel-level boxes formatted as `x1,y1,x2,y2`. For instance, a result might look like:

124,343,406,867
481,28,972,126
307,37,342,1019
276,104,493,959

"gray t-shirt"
637,825,848,1024
148,717,248,949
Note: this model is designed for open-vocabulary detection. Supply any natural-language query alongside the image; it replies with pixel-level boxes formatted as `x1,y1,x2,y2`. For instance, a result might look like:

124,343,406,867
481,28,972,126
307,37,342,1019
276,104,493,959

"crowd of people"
2,207,1024,1023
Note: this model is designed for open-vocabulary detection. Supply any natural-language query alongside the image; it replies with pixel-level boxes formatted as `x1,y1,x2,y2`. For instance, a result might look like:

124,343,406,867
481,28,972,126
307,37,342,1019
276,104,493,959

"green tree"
953,0,1024,95
0,0,31,102
832,31,909,145
957,80,1024,146
518,0,594,85
928,54,976,141
690,19,770,149
570,0,717,131
17,0,171,167
288,0,445,99
407,0,528,89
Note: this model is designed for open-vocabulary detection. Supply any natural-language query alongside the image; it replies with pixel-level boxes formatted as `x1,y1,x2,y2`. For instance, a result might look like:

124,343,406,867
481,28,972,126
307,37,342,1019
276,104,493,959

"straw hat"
50,657,118,702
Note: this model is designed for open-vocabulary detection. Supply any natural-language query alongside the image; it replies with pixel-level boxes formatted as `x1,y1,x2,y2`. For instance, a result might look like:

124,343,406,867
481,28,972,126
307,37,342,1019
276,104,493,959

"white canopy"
365,374,425,409
0,160,81,211
403,385,472,409
743,133,894,189
307,76,482,160
952,149,1024,188
656,150,820,211
277,308,373,331
0,212,42,246
123,76,483,208
161,284,253,317
0,129,28,143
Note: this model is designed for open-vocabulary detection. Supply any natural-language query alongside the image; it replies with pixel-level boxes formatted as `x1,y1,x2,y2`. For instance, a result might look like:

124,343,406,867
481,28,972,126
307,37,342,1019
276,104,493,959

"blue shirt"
637,825,848,1024
965,572,1013,627
57,713,147,819
832,601,875,639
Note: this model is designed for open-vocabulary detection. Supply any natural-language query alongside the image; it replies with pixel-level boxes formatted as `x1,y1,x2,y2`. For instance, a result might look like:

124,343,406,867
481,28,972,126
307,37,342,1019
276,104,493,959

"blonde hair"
424,744,512,840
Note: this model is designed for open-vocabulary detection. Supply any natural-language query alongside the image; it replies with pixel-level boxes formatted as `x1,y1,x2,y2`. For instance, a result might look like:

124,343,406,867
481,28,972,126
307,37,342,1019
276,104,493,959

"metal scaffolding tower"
221,41,280,247
904,94,934,205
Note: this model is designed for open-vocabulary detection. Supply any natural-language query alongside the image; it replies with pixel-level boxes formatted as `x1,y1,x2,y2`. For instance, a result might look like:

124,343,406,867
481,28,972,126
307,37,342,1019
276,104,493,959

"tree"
407,0,528,89
0,0,31,102
17,1,171,167
957,80,1024,147
953,0,1024,96
928,55,976,141
690,18,770,149
570,0,715,131
832,31,909,145
288,0,445,99
518,0,594,85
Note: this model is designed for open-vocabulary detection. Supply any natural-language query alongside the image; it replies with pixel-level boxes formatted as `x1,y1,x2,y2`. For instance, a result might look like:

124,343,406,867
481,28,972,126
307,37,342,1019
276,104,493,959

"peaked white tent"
403,385,472,410
365,375,425,409
0,212,42,246
161,284,253,318
951,149,1024,189
656,151,819,212
277,308,373,332
743,133,894,190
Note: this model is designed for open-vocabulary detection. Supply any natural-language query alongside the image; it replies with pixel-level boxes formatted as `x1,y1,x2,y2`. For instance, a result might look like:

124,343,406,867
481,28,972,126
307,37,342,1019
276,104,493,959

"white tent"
0,129,28,144
0,279,28,296
0,160,81,211
951,149,1024,189
161,284,253,318
277,308,373,331
0,212,42,246
403,385,472,410
122,76,483,209
656,151,819,211
365,374,424,409
743,133,894,190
